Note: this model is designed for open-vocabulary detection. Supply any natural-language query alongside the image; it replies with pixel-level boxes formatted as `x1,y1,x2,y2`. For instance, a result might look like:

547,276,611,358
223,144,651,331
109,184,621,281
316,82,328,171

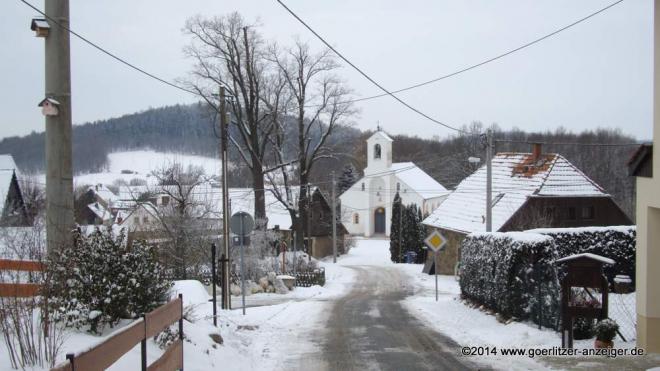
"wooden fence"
50,295,184,371
0,258,44,297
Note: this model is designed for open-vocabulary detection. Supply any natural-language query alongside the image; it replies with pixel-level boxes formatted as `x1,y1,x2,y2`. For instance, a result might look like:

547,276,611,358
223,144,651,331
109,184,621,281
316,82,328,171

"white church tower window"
374,144,382,159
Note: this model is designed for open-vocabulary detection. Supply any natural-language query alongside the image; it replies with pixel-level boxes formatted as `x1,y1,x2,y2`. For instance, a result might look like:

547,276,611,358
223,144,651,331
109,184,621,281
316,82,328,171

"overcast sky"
2,0,653,140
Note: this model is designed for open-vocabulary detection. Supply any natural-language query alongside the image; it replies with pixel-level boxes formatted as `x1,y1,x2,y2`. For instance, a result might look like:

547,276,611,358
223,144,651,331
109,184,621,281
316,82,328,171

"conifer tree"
389,192,402,263
338,164,358,194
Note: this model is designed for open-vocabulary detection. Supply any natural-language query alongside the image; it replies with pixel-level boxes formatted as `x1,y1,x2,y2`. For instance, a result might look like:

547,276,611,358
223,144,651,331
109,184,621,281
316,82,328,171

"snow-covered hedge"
460,232,560,329
460,226,636,330
529,226,636,288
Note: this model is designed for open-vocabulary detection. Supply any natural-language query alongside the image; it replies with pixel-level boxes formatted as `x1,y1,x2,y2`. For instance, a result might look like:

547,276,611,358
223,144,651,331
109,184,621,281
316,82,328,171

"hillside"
0,104,638,218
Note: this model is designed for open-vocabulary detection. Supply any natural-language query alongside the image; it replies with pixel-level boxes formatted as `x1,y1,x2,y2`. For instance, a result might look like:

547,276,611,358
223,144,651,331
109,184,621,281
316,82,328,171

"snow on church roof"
423,152,607,233
391,162,449,199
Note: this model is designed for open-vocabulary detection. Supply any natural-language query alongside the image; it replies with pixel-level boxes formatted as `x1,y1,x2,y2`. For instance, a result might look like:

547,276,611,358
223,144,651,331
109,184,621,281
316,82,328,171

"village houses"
423,143,632,274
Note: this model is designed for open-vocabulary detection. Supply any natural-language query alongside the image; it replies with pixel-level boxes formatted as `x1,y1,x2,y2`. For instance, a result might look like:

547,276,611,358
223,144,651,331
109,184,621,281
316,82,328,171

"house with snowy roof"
423,144,632,274
339,130,449,237
0,155,29,226
74,184,118,226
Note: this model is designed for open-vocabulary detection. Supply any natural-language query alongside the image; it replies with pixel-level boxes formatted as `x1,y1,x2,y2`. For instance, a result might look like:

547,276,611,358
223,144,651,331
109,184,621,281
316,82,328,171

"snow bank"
170,280,211,306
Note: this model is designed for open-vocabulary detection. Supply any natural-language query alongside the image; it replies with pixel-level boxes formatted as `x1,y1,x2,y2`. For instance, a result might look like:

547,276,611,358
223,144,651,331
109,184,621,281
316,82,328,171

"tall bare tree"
183,13,275,226
265,41,356,248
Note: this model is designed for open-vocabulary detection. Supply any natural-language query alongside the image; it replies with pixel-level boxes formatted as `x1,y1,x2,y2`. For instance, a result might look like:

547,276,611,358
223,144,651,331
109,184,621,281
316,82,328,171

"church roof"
391,162,449,200
369,130,393,142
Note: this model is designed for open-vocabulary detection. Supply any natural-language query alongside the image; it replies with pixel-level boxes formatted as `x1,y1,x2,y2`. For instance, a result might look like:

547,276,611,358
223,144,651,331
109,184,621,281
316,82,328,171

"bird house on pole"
30,18,50,38
555,253,614,348
38,97,60,117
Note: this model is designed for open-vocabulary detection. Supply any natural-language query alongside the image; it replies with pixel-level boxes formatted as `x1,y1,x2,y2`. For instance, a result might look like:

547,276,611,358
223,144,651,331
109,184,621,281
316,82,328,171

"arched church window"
353,213,359,224
361,183,365,191
374,144,382,159
396,182,400,191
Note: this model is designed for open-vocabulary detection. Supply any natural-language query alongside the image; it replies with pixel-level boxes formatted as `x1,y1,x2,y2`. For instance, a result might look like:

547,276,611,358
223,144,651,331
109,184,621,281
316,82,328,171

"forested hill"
0,103,638,218
0,103,218,173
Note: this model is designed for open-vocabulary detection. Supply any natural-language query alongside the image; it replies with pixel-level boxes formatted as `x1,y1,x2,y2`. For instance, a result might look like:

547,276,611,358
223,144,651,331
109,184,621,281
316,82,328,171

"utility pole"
485,129,493,232
44,0,74,253
219,87,231,310
331,172,337,263
307,183,312,262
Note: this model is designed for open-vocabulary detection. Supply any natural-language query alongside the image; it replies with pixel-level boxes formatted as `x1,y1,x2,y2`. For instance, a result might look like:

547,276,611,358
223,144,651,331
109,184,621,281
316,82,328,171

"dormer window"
374,144,382,159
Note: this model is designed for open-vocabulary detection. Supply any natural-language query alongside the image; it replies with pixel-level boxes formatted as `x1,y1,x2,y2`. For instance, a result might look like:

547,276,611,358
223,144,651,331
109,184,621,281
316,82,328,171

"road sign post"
424,230,447,302
230,212,255,316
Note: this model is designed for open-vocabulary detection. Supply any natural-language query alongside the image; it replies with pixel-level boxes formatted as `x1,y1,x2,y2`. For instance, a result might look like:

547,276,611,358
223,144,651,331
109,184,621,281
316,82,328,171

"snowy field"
34,150,223,187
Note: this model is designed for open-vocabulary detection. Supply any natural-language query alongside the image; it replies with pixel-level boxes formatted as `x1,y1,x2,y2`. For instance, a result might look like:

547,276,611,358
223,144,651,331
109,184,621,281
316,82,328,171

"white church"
339,130,450,237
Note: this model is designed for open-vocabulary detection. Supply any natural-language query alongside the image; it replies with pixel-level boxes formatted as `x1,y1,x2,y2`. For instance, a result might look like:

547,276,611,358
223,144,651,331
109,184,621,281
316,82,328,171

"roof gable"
423,152,607,233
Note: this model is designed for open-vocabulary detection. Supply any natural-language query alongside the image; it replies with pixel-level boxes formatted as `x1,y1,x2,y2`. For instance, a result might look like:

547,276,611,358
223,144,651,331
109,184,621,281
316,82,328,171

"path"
288,263,478,370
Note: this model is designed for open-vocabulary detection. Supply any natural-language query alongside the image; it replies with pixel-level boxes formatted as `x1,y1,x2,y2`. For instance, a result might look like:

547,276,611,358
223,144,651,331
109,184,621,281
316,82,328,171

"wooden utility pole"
45,0,74,253
485,129,493,232
331,172,337,263
219,87,231,310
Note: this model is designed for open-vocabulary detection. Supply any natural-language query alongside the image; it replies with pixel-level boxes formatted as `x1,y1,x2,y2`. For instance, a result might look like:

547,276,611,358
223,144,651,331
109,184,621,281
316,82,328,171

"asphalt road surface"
294,265,482,370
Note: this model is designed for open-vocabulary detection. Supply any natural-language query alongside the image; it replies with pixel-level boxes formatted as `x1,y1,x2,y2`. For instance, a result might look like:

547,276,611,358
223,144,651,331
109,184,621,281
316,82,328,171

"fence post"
179,293,184,371
141,315,147,371
66,353,75,371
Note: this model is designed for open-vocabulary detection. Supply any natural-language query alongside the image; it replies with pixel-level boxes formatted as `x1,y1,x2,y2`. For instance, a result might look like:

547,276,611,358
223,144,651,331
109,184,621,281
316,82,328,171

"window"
567,207,577,220
361,183,365,191
162,196,170,206
396,182,400,191
374,144,382,159
581,206,595,220
318,210,324,221
353,213,359,224
143,216,149,224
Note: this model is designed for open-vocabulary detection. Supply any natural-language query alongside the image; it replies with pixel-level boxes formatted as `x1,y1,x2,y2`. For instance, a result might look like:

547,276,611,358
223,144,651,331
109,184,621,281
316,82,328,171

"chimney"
532,143,542,161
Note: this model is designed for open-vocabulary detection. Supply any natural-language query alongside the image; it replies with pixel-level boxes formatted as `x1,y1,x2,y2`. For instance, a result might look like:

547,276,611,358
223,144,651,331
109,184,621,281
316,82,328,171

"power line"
18,0,197,96
339,0,626,105
275,0,468,134
495,139,645,147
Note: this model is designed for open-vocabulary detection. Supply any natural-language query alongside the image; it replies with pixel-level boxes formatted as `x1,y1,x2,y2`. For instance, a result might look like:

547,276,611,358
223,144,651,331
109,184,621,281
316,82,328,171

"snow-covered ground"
1,239,652,370
34,150,223,187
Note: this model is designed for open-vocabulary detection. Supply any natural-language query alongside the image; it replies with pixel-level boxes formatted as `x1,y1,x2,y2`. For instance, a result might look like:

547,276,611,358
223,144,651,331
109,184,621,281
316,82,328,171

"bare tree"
126,163,216,279
183,13,276,227
265,40,357,248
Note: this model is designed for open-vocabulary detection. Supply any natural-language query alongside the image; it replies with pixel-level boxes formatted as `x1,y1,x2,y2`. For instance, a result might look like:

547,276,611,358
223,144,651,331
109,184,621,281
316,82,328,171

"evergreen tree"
338,164,358,194
389,192,402,263
415,206,427,263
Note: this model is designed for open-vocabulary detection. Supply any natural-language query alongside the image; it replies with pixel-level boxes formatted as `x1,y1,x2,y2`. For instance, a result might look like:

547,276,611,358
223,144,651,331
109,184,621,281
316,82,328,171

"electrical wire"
495,139,645,147
275,0,468,134
18,0,197,96
336,0,626,105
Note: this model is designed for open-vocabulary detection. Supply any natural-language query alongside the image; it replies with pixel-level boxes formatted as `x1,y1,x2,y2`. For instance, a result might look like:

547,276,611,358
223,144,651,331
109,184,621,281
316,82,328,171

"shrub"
45,228,171,334
573,318,595,340
460,232,560,329
595,319,619,342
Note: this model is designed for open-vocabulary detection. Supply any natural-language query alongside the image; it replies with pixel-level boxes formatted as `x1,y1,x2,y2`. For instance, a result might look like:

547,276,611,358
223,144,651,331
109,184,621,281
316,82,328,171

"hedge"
460,226,636,330
528,226,636,289
460,232,560,329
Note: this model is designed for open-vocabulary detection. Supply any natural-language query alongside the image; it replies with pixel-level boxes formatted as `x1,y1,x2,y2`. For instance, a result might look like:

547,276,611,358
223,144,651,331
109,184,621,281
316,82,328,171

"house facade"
339,130,449,237
423,145,632,275
305,188,348,259
632,0,660,352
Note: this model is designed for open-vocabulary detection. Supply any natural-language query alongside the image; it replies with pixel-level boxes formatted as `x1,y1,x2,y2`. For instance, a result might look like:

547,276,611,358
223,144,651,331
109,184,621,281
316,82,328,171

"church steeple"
365,130,393,175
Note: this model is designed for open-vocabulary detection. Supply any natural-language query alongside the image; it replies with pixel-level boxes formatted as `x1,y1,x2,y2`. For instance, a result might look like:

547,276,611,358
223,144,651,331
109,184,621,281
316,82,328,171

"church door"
374,207,386,234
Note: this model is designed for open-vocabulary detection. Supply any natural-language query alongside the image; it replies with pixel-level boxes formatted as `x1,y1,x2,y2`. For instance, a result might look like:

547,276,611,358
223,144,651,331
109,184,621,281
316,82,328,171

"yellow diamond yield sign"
424,230,447,252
